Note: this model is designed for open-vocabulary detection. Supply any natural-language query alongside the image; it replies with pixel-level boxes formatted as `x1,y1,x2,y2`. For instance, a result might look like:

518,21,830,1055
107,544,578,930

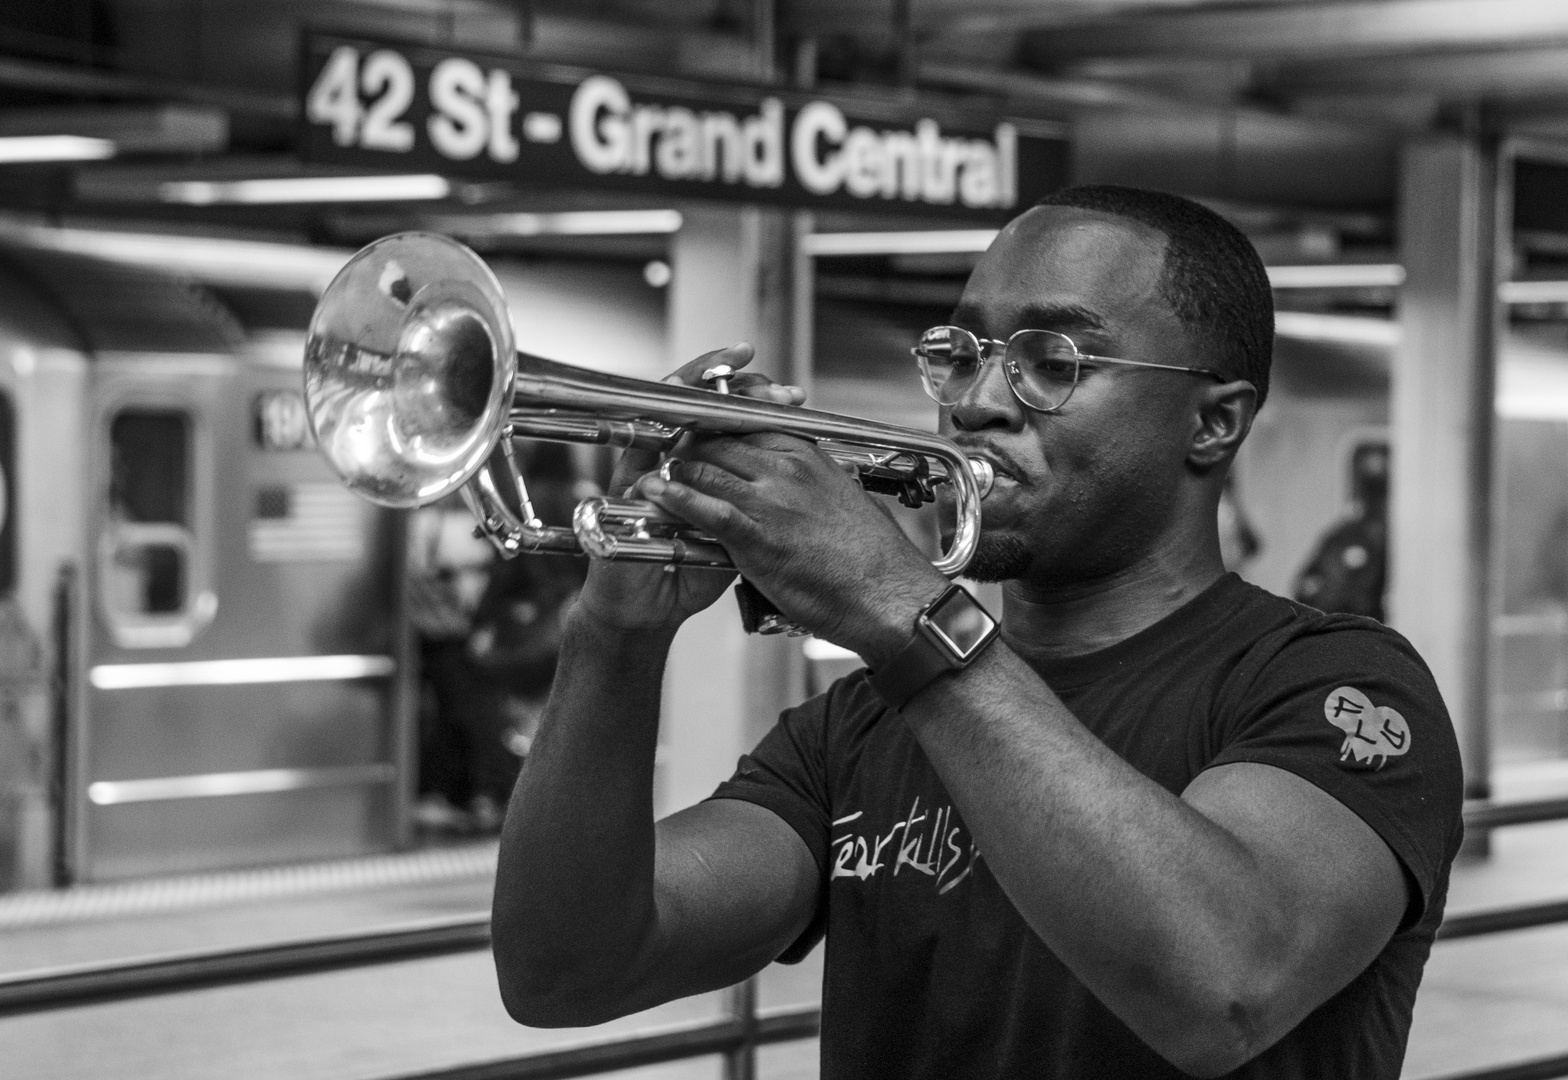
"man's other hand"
635,429,949,661
574,342,806,635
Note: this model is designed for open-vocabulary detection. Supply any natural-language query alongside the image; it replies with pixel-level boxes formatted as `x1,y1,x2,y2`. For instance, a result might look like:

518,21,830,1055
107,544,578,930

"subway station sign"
300,34,1070,220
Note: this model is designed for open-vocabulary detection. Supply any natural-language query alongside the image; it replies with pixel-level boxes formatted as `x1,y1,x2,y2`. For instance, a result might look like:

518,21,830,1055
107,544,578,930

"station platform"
0,811,1565,1080
0,840,821,1080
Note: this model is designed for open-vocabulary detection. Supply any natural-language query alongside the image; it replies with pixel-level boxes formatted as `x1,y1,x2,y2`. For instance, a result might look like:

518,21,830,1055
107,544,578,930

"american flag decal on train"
248,483,364,563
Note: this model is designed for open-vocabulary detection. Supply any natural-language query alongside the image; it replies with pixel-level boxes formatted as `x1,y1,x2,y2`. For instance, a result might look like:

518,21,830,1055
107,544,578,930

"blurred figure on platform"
408,490,495,833
409,444,589,835
464,443,589,823
1294,440,1389,621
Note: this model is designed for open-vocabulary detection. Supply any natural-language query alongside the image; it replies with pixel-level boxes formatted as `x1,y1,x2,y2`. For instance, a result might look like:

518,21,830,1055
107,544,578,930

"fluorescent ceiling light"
1270,268,1568,303
1501,280,1568,305
802,230,999,257
1498,348,1568,421
87,763,397,806
1274,311,1400,347
159,174,451,205
0,218,352,293
90,653,395,690
0,135,116,164
430,209,683,236
1267,264,1405,289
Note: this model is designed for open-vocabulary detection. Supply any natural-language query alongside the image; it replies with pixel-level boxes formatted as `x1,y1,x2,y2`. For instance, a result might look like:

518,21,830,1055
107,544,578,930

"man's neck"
999,546,1226,661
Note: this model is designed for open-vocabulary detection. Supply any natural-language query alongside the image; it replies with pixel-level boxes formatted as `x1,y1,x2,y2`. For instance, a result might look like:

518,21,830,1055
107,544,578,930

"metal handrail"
0,912,819,1080
1436,899,1568,940
0,912,489,1017
382,1008,821,1080
1464,795,1568,831
6,791,1568,1077
1428,1050,1568,1080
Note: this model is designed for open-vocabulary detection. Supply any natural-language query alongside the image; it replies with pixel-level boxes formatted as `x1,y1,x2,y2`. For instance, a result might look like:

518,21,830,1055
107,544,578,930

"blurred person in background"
464,444,588,822
408,491,495,832
1294,440,1389,621
410,444,587,833
492,188,1462,1078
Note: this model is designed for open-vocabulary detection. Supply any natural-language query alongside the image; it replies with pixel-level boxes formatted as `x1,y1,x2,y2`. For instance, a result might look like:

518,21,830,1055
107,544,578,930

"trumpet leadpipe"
508,408,681,453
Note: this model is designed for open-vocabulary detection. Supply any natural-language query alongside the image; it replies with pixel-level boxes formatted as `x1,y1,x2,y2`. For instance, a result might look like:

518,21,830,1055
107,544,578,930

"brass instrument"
302,232,993,633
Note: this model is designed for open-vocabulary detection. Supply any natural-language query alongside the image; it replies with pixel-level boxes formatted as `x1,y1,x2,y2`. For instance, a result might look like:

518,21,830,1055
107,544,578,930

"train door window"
100,408,210,647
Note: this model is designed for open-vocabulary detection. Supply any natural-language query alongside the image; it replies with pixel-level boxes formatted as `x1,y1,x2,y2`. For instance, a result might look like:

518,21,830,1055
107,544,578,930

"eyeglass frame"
911,325,1228,414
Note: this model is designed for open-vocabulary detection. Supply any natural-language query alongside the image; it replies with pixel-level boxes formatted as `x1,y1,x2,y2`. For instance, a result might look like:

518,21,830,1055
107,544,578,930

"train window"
110,412,189,525
100,408,209,646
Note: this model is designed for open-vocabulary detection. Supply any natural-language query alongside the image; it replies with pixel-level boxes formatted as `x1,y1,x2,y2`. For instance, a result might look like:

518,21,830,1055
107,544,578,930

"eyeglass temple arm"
1081,354,1225,380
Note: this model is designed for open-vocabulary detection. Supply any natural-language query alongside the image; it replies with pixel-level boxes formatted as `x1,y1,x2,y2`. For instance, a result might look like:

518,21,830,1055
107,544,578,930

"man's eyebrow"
1011,303,1108,333
946,302,1109,336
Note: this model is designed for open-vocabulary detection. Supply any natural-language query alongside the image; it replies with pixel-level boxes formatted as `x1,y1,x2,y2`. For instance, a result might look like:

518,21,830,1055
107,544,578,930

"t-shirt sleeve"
1206,621,1464,927
706,681,838,962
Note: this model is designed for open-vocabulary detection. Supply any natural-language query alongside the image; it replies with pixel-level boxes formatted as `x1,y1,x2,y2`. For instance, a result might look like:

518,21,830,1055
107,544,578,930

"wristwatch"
868,584,999,710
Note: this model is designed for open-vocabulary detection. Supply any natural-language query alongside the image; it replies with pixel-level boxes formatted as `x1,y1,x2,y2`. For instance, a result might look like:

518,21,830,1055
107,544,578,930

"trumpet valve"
701,364,735,394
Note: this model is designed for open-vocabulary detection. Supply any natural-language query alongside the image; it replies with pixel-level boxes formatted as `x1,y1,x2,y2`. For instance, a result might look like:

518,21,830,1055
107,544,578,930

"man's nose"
948,354,1023,432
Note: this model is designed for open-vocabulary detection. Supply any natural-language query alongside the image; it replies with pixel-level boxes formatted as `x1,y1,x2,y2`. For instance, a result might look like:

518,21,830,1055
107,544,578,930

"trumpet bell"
304,233,517,508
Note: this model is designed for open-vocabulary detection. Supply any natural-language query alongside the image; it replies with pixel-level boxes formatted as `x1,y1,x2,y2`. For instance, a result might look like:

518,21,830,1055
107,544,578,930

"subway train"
0,243,408,888
0,232,670,892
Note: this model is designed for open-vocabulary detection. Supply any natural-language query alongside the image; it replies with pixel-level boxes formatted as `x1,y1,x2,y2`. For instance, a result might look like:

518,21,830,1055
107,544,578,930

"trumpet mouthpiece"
969,458,996,498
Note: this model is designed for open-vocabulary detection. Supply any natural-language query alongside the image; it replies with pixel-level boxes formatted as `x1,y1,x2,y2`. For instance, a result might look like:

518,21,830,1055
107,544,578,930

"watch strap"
868,625,958,710
867,584,996,711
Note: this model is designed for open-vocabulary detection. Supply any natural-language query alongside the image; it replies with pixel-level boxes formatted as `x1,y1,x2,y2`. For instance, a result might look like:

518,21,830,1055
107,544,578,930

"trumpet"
302,232,993,633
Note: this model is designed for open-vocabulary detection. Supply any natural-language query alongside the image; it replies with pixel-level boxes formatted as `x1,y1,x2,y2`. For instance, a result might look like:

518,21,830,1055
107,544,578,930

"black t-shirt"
709,574,1463,1079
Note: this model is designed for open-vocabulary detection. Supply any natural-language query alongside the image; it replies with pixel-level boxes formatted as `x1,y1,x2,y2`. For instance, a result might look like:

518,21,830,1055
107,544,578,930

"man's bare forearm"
491,605,675,1023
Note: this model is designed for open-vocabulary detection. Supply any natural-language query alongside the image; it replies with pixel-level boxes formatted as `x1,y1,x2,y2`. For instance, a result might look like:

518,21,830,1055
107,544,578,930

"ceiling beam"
0,55,292,120
1271,45,1568,99
917,64,1398,211
1018,0,1568,63
916,59,1188,114
780,0,1304,37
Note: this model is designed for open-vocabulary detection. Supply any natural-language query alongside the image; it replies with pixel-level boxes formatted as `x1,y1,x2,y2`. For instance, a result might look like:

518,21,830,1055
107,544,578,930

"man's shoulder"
1225,578,1431,678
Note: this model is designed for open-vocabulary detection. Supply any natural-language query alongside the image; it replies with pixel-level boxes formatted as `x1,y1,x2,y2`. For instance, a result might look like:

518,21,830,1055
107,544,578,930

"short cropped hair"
1033,185,1275,408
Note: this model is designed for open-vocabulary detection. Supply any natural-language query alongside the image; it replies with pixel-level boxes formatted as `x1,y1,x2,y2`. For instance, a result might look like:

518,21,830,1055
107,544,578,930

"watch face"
925,586,998,660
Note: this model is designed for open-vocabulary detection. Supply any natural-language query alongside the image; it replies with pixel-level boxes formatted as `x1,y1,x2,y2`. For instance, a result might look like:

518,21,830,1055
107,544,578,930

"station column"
656,205,802,817
1390,135,1502,806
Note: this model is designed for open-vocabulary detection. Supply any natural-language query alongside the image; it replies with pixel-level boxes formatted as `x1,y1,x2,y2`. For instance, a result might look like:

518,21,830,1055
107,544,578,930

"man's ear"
1188,380,1256,471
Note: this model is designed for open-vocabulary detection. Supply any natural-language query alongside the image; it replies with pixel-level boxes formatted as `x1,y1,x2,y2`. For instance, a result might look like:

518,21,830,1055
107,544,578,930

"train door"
74,354,404,881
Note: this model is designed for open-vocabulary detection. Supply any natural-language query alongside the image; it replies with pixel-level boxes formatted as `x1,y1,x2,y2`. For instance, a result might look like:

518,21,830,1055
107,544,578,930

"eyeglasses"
911,325,1226,413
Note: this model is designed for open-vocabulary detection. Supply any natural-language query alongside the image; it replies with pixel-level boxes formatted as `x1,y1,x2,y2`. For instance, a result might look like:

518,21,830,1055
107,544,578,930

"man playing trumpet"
491,185,1462,1079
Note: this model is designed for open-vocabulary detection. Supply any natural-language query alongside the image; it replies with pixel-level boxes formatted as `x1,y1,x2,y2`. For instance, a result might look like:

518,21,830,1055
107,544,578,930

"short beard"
962,533,1033,582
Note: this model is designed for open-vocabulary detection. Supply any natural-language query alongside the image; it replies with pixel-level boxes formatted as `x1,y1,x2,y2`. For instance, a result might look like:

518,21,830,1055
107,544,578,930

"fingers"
639,473,758,546
662,342,806,406
632,457,751,505
610,446,663,497
664,342,755,387
729,373,807,406
671,432,819,483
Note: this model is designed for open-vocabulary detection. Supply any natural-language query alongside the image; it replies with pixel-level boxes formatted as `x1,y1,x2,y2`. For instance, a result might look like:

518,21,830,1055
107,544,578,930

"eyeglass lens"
916,326,1080,411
